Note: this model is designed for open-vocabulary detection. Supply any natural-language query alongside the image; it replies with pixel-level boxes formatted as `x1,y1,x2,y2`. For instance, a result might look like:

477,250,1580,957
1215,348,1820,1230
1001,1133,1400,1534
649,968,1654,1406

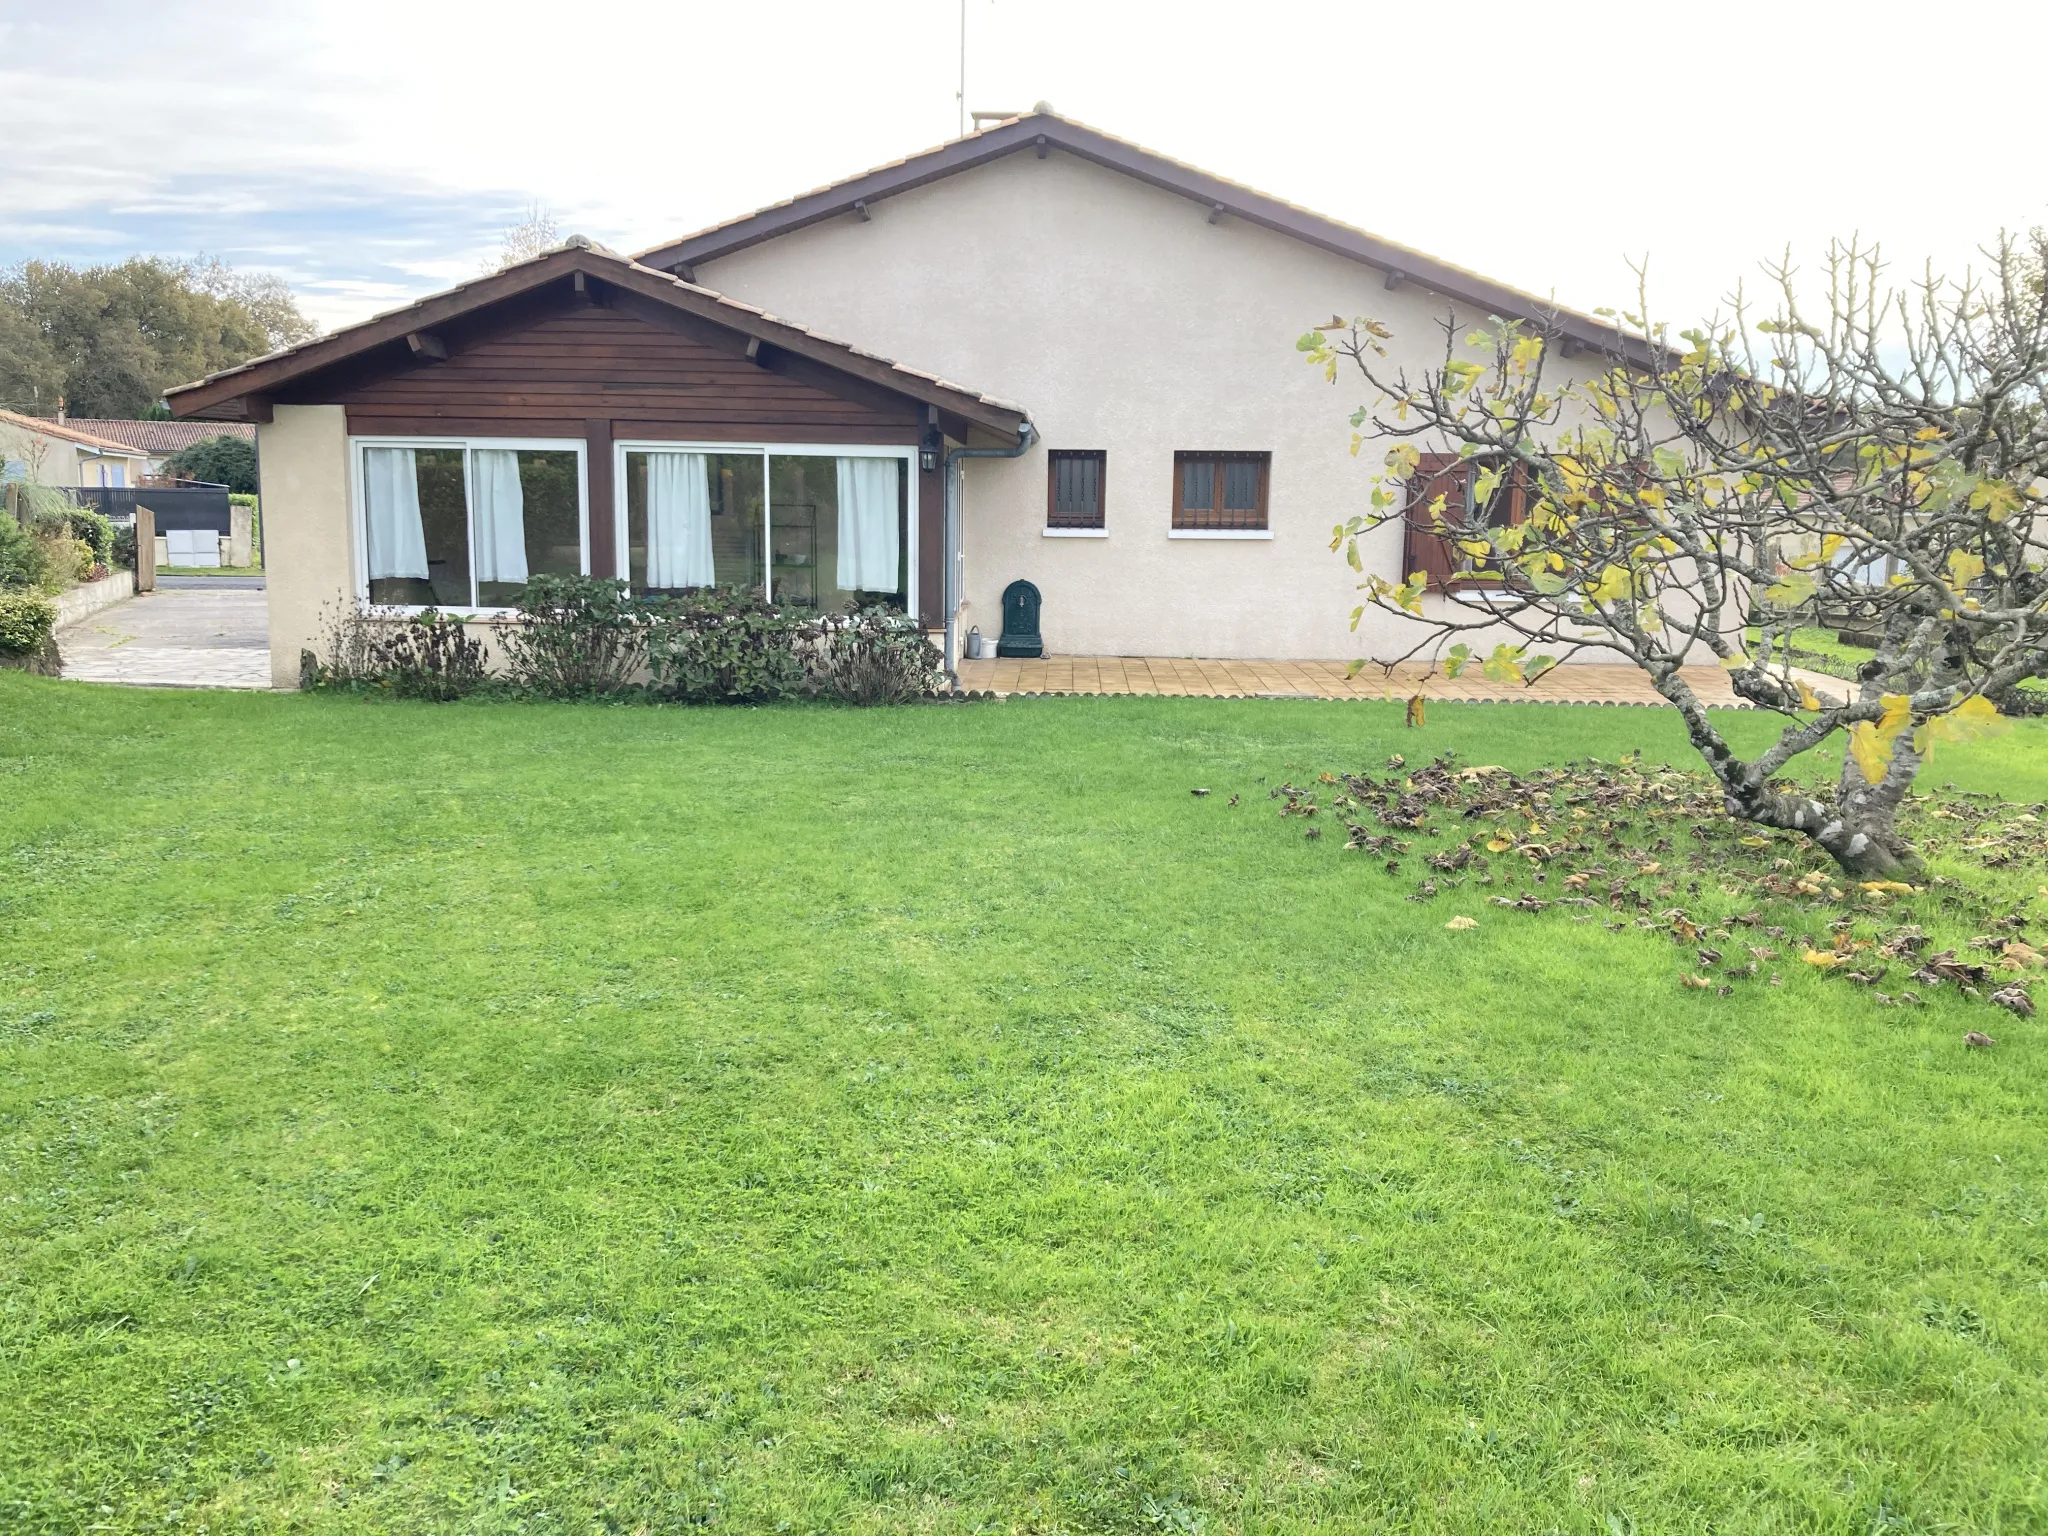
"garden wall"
52,569,136,630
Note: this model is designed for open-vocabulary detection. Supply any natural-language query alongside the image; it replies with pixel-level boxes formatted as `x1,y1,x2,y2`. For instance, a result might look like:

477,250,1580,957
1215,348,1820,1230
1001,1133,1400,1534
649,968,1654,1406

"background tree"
164,434,258,494
0,257,317,419
1302,236,2048,877
493,204,560,271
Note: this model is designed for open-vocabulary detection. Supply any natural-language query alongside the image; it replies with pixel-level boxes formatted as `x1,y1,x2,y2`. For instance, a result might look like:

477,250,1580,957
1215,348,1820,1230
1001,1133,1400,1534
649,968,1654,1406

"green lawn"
1751,624,2048,696
3,676,2045,1533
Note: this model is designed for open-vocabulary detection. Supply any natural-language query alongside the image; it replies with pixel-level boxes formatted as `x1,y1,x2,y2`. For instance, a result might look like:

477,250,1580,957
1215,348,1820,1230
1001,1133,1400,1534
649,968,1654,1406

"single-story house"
0,409,152,489
49,418,256,479
166,111,1658,689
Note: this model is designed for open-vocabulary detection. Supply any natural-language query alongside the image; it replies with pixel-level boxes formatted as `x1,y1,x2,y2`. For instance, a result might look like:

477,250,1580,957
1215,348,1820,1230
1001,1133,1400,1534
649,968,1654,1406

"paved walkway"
58,587,273,690
955,655,1848,708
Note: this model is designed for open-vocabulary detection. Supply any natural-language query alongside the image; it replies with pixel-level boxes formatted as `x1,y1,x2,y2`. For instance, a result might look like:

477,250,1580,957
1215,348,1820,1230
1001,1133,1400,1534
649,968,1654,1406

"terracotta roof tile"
43,418,254,454
0,409,152,455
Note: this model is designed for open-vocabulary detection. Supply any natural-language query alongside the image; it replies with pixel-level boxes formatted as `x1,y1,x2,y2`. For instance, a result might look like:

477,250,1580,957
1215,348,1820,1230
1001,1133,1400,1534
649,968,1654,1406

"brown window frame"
1172,450,1269,531
1046,449,1108,529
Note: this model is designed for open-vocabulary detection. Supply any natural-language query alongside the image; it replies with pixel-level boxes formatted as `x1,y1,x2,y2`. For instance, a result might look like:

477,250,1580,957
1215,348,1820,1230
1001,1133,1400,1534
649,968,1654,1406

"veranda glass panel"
475,449,583,608
624,451,765,597
365,446,469,607
769,454,905,612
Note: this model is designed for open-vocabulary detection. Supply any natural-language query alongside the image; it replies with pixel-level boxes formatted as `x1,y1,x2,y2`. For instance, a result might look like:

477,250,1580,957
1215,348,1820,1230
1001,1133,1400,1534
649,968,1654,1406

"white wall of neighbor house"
695,149,1636,662
255,405,351,688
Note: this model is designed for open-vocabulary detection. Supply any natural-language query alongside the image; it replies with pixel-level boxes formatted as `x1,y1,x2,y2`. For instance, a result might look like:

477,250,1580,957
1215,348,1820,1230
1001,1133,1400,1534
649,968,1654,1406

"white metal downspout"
943,421,1036,683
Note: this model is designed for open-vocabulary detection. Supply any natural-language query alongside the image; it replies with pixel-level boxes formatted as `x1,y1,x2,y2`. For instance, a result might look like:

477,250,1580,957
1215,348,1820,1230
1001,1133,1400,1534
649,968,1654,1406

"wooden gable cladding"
332,299,920,444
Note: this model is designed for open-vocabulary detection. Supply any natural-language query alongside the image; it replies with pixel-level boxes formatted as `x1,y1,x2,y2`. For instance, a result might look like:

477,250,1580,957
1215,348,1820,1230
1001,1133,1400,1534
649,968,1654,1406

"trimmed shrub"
0,590,58,673
813,605,946,705
645,586,808,703
304,602,489,699
301,585,944,707
64,506,114,566
111,522,136,571
0,514,42,590
376,610,489,700
60,537,94,584
500,575,646,698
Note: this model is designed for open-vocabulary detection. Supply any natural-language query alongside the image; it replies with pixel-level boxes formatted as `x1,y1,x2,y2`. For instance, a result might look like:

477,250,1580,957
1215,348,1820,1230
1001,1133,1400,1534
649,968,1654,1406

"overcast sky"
4,0,2043,337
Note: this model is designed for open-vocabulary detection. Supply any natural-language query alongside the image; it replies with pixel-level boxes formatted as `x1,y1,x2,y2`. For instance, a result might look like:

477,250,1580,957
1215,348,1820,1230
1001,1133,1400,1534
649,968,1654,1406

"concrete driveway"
59,582,272,690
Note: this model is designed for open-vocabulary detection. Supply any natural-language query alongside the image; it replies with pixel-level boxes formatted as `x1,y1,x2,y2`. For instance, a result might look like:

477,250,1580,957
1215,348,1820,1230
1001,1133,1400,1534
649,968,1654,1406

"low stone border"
52,570,137,631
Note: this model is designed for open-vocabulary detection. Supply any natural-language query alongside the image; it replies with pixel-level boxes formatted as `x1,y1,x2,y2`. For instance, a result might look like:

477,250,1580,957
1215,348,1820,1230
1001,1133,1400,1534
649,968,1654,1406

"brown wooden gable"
330,298,919,444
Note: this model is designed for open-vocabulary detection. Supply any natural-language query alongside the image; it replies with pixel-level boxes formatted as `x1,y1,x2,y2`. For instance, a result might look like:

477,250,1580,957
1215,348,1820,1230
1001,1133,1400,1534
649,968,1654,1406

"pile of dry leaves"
1248,751,2045,1023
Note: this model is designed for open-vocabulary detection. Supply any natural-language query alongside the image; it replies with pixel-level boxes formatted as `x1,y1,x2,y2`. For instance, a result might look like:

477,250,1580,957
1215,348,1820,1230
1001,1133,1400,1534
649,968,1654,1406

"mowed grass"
3,675,2046,1535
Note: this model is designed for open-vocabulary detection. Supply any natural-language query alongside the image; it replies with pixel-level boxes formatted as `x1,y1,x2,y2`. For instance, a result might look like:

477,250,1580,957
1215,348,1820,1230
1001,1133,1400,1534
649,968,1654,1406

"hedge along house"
168,111,1665,685
164,242,1029,687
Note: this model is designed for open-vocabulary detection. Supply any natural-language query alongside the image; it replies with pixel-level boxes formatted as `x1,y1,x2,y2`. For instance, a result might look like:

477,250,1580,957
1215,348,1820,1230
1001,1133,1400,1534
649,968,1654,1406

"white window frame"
348,435,590,616
612,439,917,617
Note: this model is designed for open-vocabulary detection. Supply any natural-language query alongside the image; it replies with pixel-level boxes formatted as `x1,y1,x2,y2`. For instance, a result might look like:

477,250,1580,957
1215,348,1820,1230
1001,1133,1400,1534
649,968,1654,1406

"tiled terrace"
954,655,1847,708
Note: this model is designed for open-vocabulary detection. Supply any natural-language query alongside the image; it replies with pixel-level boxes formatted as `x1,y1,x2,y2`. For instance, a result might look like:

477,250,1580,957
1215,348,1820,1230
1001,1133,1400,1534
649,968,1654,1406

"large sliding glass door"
768,455,908,612
616,443,912,615
623,450,766,596
355,437,587,611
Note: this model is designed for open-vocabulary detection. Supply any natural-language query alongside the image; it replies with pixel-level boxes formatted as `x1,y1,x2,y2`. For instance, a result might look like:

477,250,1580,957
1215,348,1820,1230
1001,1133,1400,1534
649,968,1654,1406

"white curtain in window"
362,446,429,581
646,452,714,588
836,457,898,593
471,448,529,586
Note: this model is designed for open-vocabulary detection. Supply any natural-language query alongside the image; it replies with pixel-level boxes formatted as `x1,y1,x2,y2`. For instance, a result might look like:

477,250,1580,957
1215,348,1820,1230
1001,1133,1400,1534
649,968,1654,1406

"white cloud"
4,0,2044,332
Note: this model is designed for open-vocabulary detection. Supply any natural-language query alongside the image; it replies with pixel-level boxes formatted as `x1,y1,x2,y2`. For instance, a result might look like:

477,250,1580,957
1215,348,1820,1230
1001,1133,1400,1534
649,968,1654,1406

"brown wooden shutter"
1504,463,1530,528
1403,453,1465,590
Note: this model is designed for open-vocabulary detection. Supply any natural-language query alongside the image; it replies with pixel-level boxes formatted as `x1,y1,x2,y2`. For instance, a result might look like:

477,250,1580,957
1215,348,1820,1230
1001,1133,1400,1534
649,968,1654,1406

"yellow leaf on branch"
1970,477,2022,522
1912,694,2010,758
1849,694,1914,785
1587,565,1633,604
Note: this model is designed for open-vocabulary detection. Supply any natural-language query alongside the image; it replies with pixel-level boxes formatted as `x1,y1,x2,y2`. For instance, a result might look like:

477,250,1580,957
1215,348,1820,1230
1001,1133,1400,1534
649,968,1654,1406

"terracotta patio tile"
952,654,1833,708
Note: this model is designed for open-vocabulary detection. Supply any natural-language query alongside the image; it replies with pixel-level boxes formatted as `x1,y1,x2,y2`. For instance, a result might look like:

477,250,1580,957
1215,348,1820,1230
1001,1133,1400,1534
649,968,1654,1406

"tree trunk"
1822,736,1925,878
1715,742,1925,879
1655,661,1928,880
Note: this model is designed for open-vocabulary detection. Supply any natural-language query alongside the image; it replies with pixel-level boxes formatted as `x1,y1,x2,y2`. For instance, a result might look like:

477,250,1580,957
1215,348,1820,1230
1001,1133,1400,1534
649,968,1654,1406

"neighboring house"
0,409,152,489
165,111,1657,688
49,418,257,479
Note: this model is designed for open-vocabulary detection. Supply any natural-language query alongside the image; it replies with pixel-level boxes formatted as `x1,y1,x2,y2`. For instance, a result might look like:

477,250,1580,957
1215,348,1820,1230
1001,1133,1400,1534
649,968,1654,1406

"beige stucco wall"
255,405,350,688
75,450,142,487
697,150,1632,662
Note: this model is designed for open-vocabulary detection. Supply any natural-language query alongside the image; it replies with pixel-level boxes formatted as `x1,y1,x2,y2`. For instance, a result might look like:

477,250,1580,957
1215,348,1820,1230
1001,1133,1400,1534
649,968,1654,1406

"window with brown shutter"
1047,449,1107,529
1403,453,1528,590
1173,451,1269,530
